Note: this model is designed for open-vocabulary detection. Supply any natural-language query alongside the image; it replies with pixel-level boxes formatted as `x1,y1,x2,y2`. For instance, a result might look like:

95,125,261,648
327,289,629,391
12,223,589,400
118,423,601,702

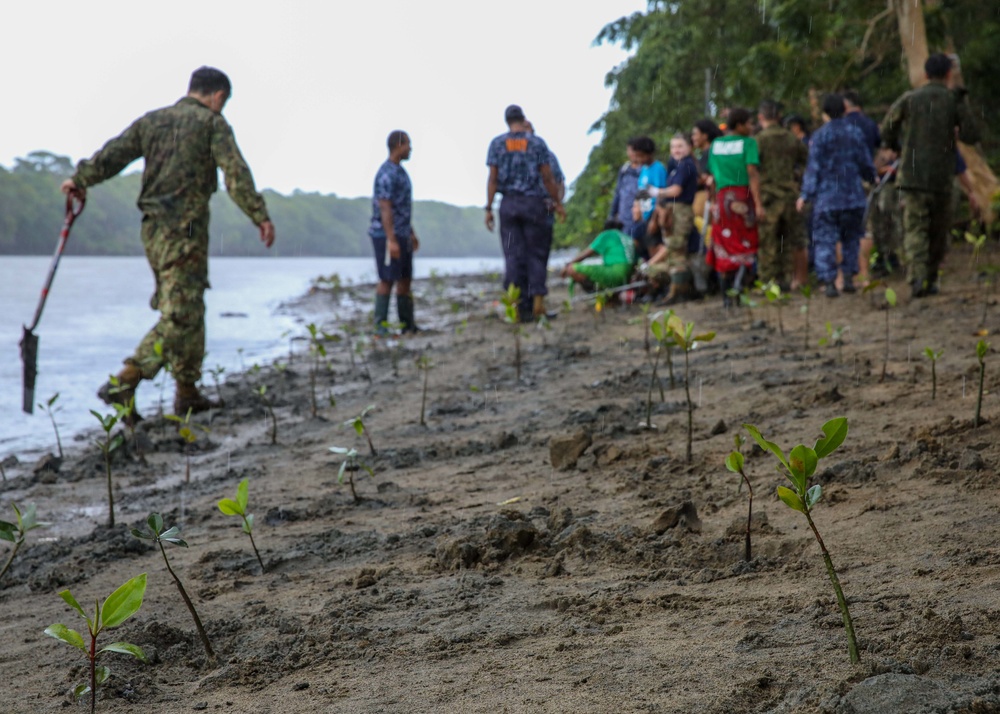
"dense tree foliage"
556,0,998,247
0,152,499,257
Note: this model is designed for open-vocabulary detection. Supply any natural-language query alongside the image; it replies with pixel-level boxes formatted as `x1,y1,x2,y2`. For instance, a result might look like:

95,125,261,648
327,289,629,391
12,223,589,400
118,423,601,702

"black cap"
504,104,526,123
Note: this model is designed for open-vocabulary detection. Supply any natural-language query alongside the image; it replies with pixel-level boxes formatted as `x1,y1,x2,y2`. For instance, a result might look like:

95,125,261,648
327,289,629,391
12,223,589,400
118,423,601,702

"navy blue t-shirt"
486,131,551,197
664,155,699,205
369,160,412,239
844,112,881,156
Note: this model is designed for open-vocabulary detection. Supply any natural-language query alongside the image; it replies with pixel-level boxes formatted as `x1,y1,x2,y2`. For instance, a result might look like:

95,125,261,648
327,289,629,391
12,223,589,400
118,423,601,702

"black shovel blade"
20,327,38,414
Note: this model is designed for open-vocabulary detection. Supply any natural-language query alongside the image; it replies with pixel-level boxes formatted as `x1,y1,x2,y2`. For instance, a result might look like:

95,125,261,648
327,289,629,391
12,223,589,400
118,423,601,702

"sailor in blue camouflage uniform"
525,120,565,318
369,130,420,334
796,94,876,297
485,105,565,321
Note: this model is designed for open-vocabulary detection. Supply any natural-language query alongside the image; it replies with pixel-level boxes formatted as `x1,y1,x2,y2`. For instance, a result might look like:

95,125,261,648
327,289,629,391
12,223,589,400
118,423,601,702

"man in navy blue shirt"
369,130,419,334
797,94,876,297
485,105,565,321
609,139,643,247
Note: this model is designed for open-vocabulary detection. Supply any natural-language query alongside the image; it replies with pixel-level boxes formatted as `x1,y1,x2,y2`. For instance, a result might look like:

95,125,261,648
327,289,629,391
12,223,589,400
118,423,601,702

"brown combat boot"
97,364,144,425
174,382,222,416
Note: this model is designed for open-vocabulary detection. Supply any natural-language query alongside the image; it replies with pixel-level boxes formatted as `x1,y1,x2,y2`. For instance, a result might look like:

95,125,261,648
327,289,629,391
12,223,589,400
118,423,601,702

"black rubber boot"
374,293,391,335
397,294,418,334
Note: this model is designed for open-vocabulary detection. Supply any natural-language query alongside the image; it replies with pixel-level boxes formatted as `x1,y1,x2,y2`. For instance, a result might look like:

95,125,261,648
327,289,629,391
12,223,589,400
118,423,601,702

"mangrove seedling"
306,323,334,418
112,396,145,466
0,502,43,582
880,287,897,383
643,310,676,428
90,410,124,527
966,229,987,268
975,339,989,428
165,408,209,483
500,284,524,380
217,478,265,573
44,573,147,713
923,347,943,400
206,364,226,405
131,513,214,661
256,385,278,444
800,284,813,350
344,404,377,456
744,417,860,664
38,392,64,459
329,446,375,502
819,321,848,364
667,318,715,463
760,280,789,336
415,354,434,426
724,451,754,562
651,309,677,390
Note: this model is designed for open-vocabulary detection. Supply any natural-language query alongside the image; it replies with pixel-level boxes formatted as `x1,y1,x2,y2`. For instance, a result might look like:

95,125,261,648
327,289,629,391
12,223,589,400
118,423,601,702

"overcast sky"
1,0,645,207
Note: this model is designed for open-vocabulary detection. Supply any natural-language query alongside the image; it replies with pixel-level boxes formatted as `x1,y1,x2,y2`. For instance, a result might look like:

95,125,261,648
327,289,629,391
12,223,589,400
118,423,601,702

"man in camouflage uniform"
755,100,809,289
485,105,565,321
881,53,979,297
61,67,275,419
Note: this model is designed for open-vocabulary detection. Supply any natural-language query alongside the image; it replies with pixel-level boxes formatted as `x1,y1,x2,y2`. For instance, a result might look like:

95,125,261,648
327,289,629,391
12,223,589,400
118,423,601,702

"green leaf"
814,418,849,458
328,446,354,455
743,424,789,469
99,641,148,662
977,340,989,361
724,451,744,473
44,624,86,651
789,445,818,486
243,513,254,534
237,478,249,511
776,486,807,513
218,498,243,516
94,666,110,685
20,503,41,532
693,332,716,344
353,421,364,436
59,589,88,622
885,287,897,307
338,460,348,483
74,684,91,699
160,526,180,541
806,484,823,508
101,573,147,629
130,528,152,540
0,521,15,542
161,536,188,547
147,513,163,535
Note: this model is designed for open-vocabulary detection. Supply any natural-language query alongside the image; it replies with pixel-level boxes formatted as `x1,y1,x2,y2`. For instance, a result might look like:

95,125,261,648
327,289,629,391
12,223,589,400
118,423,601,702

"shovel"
20,193,85,414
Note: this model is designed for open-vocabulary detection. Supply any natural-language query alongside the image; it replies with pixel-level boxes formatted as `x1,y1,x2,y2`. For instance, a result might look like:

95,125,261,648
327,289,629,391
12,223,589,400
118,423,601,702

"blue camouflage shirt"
800,118,876,214
369,159,412,239
609,162,641,227
486,131,551,197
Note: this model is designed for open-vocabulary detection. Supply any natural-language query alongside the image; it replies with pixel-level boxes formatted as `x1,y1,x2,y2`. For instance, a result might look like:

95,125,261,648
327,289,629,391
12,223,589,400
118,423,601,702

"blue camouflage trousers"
812,208,865,284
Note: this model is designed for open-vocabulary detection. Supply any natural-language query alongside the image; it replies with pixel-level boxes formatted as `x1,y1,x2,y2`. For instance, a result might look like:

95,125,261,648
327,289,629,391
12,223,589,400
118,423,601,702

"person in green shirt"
560,220,636,290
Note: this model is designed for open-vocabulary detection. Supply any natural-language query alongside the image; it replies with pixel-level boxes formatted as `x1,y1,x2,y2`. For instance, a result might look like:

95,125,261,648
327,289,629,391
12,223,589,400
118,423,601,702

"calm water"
1,255,503,460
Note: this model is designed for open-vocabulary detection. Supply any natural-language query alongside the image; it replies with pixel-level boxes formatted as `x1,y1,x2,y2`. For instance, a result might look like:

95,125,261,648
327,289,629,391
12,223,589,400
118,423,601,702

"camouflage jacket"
756,124,808,200
73,97,269,225
880,81,980,193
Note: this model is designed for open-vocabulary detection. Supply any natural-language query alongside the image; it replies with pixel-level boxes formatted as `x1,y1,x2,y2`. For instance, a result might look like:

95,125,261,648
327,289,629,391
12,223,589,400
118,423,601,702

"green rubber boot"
397,294,418,333
374,293,391,335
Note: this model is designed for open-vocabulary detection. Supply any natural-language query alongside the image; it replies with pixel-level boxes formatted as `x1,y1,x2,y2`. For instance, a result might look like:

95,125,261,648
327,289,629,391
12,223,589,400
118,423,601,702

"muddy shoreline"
2,259,1000,713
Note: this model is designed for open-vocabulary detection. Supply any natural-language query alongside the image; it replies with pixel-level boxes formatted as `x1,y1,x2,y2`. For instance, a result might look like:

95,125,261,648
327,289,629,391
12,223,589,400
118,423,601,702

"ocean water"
1,255,504,460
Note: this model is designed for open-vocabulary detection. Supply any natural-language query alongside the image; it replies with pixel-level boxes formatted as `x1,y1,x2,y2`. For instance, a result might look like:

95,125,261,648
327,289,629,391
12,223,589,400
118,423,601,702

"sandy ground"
2,252,1000,714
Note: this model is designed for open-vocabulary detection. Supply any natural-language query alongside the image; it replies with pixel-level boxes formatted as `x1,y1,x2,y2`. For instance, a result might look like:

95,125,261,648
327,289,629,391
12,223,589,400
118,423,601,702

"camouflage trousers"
868,181,901,261
757,195,805,285
901,189,952,286
663,202,694,273
127,215,210,384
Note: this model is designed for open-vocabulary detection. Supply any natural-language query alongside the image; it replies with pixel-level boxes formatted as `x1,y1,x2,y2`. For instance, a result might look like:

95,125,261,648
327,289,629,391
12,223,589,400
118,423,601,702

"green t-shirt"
589,229,635,267
707,135,759,189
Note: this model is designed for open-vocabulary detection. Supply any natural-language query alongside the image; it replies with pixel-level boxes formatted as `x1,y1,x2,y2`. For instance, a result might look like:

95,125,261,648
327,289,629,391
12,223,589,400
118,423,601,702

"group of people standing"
562,52,981,306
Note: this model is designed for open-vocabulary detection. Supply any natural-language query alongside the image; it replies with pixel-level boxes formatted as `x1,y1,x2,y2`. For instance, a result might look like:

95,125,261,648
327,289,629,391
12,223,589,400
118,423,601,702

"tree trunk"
895,0,929,89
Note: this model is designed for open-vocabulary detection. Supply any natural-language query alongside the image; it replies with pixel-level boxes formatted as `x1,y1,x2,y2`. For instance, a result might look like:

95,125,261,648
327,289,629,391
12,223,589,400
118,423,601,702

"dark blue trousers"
499,194,549,315
813,208,865,284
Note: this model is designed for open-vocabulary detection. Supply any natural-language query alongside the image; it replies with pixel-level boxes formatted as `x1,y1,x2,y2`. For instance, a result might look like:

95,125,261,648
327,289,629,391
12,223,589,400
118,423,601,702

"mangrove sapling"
39,392,64,459
165,408,209,483
667,318,716,463
800,284,813,350
0,502,43,582
819,321,849,364
344,404,377,456
329,446,375,502
880,287,897,383
306,323,332,418
923,347,943,400
744,417,860,664
724,451,754,561
217,478,265,573
500,284,524,380
131,513,215,661
256,385,278,444
206,364,226,405
975,339,989,428
415,354,434,426
90,410,124,527
762,281,789,336
44,573,148,714
966,229,987,269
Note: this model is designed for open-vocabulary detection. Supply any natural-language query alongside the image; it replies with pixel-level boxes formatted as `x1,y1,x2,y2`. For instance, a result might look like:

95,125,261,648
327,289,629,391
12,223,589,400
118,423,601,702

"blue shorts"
370,233,413,282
